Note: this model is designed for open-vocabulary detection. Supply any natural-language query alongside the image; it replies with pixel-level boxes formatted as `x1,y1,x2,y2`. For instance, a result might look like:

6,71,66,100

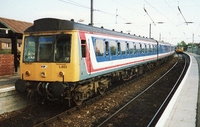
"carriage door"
80,31,91,76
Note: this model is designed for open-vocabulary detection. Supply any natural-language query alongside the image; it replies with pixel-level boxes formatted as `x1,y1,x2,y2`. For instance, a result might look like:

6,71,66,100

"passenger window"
148,44,152,53
154,45,157,53
129,42,134,54
144,44,147,53
151,44,154,53
95,39,104,56
136,43,140,53
110,41,117,55
121,41,126,55
160,45,162,53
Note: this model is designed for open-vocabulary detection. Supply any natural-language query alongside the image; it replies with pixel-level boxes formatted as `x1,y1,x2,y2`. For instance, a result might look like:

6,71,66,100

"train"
15,18,174,105
175,46,184,53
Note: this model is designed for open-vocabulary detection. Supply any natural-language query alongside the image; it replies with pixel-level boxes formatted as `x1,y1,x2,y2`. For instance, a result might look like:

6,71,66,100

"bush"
0,49,11,54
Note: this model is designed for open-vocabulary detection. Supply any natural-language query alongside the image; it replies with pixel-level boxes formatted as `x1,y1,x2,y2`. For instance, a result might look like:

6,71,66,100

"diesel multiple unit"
15,18,174,105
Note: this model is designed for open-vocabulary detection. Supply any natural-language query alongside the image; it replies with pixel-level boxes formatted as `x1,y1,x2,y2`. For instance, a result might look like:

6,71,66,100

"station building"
0,17,32,76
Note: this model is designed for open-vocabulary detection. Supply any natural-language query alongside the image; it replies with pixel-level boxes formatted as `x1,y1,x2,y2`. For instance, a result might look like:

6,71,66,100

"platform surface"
0,73,19,92
156,53,199,127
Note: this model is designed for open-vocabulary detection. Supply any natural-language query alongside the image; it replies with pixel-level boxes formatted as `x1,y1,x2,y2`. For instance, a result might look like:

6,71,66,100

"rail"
97,54,188,127
147,54,189,126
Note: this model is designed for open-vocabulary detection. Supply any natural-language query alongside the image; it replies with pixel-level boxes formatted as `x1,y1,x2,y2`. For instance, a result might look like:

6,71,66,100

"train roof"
25,18,155,42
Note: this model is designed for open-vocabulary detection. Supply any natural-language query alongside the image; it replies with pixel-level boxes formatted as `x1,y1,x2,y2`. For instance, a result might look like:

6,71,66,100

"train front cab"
15,30,81,98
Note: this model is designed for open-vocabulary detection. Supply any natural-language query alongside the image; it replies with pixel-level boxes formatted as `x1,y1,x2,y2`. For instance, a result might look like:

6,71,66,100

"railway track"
96,54,189,127
33,55,182,127
0,55,185,127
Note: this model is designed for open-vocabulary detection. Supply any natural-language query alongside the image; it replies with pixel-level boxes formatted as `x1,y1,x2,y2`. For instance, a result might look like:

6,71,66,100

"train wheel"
98,86,106,95
74,99,83,105
73,93,83,105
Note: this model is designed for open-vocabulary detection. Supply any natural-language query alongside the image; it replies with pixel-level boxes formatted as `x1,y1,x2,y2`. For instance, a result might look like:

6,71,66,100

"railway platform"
0,74,19,92
156,52,199,127
0,71,25,115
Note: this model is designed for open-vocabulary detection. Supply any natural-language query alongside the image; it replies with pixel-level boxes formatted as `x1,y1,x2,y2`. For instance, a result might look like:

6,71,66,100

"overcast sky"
1,0,200,45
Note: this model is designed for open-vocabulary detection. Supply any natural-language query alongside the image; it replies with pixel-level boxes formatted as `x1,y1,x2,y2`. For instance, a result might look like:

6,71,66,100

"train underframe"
15,56,171,106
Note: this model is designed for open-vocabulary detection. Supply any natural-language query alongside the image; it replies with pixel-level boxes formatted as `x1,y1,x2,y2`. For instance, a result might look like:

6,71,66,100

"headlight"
25,71,30,76
41,72,46,78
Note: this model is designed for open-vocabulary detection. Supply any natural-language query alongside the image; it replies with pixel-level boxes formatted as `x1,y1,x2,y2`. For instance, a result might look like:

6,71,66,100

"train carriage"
175,46,184,53
15,18,174,105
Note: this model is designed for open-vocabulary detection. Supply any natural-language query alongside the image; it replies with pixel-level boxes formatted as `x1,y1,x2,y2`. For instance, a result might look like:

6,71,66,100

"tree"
180,41,187,47
178,41,187,51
